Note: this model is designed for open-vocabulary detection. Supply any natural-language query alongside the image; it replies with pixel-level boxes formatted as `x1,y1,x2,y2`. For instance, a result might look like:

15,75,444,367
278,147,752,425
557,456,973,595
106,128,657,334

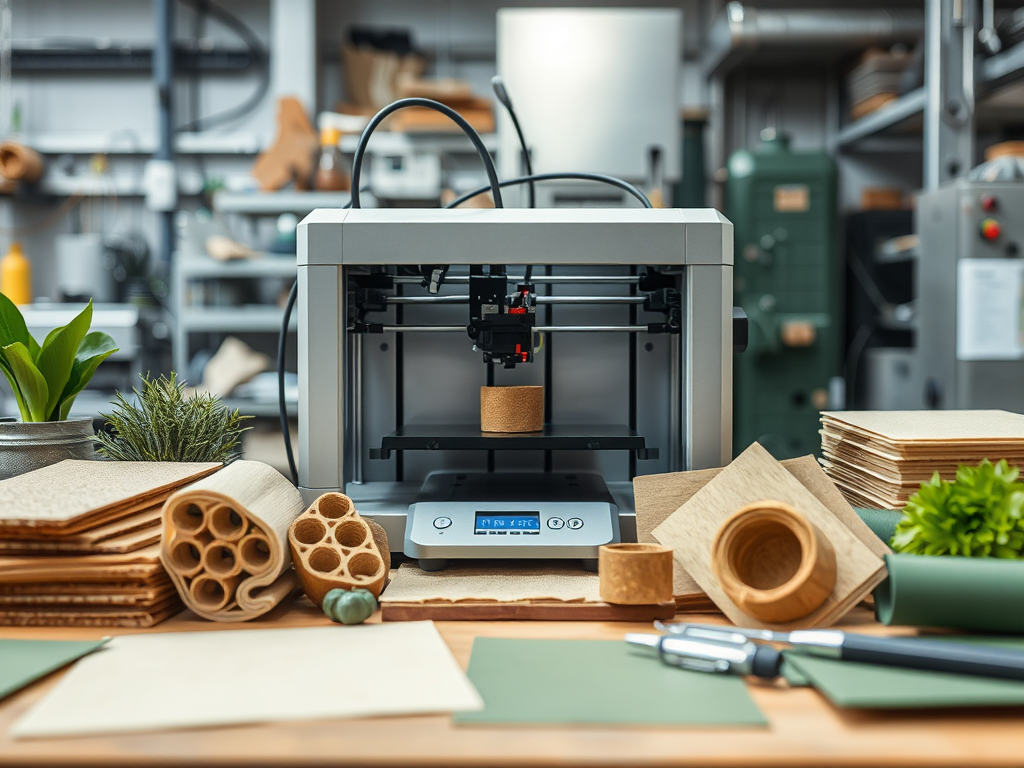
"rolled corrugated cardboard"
480,386,543,433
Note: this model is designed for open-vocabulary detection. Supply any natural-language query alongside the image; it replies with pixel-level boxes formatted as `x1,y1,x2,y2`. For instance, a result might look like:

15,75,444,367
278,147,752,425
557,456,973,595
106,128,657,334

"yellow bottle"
0,242,31,305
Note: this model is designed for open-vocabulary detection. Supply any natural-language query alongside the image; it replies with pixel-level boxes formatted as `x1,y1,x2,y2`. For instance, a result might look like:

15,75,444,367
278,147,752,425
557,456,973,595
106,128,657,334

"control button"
510,531,521,535
524,531,540,535
547,517,565,530
489,531,499,535
981,217,1002,241
433,517,452,530
567,518,584,530
496,531,507,535
981,194,998,212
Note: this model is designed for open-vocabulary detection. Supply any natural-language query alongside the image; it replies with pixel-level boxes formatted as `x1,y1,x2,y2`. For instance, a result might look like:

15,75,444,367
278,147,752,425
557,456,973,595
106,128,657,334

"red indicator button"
981,194,998,212
980,218,1002,241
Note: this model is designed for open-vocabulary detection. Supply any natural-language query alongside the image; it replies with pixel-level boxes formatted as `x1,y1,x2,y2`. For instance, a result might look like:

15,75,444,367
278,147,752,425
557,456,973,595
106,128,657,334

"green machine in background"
726,129,840,459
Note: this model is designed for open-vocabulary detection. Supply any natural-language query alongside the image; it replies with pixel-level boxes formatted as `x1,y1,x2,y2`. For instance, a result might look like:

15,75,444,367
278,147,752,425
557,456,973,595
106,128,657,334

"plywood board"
652,443,887,629
381,600,677,622
0,461,219,532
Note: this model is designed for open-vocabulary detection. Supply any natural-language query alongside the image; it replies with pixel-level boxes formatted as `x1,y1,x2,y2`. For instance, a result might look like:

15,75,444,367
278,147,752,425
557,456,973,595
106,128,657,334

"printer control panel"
404,501,618,561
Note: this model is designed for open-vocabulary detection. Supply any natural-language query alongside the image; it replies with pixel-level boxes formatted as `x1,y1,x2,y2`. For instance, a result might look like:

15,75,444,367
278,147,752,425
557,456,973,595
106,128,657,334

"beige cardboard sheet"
380,562,601,604
0,461,220,531
634,455,889,597
652,444,887,630
821,410,1024,443
11,622,482,738
0,545,163,584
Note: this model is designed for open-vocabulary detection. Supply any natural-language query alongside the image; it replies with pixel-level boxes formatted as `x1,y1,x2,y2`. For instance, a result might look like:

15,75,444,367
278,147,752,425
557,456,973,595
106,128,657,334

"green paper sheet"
0,639,108,702
853,507,902,545
875,554,1024,633
784,641,1024,709
454,638,767,727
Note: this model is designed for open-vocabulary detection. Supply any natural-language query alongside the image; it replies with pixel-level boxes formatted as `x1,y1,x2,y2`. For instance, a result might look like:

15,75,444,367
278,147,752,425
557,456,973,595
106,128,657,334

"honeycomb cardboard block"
288,493,390,606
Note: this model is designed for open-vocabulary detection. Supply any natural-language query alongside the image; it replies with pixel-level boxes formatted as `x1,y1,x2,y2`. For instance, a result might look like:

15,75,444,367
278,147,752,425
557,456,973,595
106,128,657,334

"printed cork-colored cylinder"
480,386,544,433
712,500,837,623
599,543,674,605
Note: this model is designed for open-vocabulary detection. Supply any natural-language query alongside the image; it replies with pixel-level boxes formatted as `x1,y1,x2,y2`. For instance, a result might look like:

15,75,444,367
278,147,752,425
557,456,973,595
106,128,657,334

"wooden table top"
2,599,1023,768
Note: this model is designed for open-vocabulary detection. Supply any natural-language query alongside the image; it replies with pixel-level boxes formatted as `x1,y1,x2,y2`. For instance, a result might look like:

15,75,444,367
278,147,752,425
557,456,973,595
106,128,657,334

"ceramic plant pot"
0,417,96,481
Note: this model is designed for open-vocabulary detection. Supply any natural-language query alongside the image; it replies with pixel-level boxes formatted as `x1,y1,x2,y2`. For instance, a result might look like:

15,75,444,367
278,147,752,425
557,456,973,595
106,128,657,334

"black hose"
175,0,270,133
350,98,502,209
278,280,298,485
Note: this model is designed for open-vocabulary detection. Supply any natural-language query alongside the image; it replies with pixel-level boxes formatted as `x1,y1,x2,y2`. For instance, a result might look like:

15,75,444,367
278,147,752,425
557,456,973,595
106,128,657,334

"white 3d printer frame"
296,207,733,552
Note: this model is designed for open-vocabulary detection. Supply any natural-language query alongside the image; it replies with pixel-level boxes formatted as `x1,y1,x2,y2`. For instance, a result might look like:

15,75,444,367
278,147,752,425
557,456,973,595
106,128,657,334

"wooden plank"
381,600,677,622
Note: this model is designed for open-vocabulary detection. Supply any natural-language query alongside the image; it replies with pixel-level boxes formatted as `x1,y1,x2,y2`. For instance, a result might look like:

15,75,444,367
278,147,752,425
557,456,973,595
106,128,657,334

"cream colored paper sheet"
380,562,601,604
12,622,482,738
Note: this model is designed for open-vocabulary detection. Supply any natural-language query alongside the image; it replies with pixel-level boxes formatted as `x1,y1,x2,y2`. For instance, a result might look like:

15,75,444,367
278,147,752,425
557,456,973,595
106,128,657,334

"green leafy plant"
891,459,1024,558
96,373,252,463
0,295,118,422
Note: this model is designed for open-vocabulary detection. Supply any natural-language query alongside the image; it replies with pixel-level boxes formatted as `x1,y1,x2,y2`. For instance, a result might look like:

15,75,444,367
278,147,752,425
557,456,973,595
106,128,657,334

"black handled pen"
650,623,1024,682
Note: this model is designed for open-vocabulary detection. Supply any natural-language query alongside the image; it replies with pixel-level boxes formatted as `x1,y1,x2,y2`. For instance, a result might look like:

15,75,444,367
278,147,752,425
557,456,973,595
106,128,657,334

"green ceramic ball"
322,588,378,625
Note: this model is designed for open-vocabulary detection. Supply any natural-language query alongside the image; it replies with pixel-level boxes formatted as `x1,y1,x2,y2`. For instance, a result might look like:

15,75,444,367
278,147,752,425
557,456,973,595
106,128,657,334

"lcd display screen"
475,512,540,534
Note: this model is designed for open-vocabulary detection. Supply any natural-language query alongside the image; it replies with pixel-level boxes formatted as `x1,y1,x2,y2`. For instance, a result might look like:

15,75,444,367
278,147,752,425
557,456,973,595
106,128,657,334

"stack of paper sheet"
820,410,1024,509
0,460,219,627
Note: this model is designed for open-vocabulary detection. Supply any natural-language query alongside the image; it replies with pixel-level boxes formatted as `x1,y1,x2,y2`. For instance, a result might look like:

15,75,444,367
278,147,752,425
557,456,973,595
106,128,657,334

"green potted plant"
0,295,118,480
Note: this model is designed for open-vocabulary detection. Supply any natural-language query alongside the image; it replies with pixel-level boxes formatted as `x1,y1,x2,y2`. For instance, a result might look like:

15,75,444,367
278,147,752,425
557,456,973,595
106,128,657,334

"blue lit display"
475,512,540,533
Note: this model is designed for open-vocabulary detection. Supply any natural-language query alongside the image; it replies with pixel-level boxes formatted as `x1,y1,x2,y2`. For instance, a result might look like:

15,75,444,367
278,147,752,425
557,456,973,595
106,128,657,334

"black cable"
491,76,534,209
447,172,652,210
175,0,270,133
278,194,364,485
351,98,502,209
279,280,299,485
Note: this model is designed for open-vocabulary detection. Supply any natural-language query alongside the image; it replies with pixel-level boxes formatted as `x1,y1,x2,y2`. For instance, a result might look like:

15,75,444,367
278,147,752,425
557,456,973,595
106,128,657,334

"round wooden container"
480,386,544,433
711,501,836,623
598,543,674,605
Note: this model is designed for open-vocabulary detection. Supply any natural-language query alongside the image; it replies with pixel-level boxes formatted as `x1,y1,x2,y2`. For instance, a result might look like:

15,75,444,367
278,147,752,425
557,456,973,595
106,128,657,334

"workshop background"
1,0,1023,476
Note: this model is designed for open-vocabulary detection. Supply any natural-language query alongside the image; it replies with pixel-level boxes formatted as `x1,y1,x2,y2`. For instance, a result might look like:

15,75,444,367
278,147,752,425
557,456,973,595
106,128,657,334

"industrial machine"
912,178,1024,411
297,207,734,569
726,130,840,459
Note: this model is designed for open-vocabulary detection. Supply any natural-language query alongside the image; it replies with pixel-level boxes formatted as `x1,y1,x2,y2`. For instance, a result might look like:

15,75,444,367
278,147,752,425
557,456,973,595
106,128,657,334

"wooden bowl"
598,543,674,605
711,500,836,623
480,386,543,433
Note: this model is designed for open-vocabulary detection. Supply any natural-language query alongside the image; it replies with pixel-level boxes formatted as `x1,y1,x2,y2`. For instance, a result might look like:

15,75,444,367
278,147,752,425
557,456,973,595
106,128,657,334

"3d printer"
296,207,734,569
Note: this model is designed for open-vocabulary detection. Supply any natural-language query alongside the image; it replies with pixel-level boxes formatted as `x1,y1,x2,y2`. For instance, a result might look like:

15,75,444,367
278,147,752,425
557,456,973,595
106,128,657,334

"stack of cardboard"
820,410,1024,509
847,48,911,120
0,460,219,627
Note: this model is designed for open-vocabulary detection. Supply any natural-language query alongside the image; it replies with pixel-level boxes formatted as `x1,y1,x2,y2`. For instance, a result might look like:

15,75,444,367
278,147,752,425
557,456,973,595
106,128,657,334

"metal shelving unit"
835,88,926,147
212,190,351,215
170,192,331,419
836,1,1024,189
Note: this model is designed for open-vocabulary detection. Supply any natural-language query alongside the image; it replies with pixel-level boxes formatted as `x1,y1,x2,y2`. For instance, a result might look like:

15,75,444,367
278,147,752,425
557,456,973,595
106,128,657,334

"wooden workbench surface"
2,599,1023,768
